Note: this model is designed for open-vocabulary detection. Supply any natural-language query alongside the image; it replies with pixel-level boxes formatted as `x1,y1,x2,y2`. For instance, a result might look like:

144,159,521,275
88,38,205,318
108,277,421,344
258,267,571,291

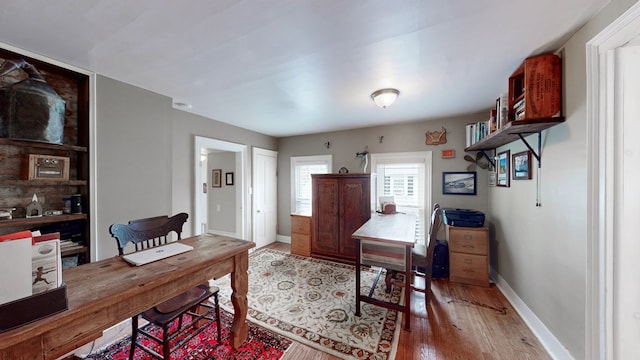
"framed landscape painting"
442,171,477,195
496,150,510,187
512,150,532,180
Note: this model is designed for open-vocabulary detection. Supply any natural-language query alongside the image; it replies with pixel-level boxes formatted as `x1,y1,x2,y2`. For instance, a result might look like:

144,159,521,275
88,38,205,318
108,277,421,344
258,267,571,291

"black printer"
442,208,485,227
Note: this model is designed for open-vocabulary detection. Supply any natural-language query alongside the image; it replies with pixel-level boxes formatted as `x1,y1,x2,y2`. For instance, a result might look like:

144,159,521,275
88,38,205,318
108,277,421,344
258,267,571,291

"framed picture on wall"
225,172,234,186
512,150,532,180
442,171,477,195
496,150,510,187
212,169,221,188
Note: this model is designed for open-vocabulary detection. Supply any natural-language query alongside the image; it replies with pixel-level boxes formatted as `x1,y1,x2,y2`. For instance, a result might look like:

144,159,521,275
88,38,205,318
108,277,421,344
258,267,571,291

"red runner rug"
86,309,291,359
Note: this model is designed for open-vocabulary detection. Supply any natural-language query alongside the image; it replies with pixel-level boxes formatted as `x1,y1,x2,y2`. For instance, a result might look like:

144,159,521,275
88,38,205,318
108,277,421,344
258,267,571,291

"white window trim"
290,155,332,213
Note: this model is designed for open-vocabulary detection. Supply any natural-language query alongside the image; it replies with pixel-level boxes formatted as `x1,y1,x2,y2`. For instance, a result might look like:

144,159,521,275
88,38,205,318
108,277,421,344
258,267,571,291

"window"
371,152,432,242
290,155,332,214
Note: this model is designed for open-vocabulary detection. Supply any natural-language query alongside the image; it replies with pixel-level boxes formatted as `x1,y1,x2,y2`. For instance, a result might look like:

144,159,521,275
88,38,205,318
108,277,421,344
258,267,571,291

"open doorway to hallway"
194,136,247,239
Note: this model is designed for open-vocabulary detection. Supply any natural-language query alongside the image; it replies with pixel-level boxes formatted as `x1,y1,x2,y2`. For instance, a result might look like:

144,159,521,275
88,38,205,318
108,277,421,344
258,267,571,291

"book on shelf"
465,118,494,148
496,93,509,130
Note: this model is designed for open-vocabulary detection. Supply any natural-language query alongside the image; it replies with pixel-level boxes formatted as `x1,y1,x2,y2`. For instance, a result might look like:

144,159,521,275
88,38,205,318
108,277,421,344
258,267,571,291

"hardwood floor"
265,242,550,360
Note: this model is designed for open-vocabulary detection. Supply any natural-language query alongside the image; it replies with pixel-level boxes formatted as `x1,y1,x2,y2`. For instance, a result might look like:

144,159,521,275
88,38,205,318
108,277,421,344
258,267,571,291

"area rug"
85,308,292,359
212,248,403,360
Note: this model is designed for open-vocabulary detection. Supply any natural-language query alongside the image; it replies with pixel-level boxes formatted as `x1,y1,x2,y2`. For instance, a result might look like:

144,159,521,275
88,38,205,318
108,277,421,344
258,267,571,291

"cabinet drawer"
291,215,311,235
449,252,489,287
448,227,487,255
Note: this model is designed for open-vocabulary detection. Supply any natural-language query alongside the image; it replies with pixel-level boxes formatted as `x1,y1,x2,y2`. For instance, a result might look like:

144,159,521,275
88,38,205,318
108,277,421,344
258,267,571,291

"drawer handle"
463,269,476,273
463,234,473,240
462,244,475,248
464,259,473,264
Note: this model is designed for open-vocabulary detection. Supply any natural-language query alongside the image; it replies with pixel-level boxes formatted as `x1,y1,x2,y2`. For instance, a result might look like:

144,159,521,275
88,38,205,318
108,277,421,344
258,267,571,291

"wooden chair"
411,204,443,309
109,213,221,360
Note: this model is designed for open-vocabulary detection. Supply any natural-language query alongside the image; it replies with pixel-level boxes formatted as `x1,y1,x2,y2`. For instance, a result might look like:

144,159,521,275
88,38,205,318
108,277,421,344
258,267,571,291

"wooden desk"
352,213,416,331
0,233,255,360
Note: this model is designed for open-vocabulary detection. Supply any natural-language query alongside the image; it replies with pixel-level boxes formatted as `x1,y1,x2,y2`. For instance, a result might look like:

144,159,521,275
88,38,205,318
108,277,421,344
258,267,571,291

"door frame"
586,2,640,358
194,136,248,239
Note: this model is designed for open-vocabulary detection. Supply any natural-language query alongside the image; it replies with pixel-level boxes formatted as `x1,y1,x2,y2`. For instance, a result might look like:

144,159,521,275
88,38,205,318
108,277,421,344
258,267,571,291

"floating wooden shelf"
0,214,87,229
465,117,565,152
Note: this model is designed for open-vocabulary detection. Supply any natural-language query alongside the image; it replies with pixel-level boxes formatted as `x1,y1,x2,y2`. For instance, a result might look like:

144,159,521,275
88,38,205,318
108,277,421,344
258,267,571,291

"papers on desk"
0,231,33,304
32,233,62,294
0,231,63,305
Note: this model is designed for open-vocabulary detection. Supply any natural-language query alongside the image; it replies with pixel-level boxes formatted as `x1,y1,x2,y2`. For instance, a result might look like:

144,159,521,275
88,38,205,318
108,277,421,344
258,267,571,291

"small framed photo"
442,171,477,195
225,172,234,186
212,169,222,188
496,150,510,187
512,151,532,180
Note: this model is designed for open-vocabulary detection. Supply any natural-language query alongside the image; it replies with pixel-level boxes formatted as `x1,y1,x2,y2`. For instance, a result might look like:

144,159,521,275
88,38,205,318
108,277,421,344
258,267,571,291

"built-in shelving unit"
0,47,90,266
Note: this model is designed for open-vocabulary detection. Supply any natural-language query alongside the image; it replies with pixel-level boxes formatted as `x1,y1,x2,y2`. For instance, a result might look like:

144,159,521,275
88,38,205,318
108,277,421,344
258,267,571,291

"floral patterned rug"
212,248,403,360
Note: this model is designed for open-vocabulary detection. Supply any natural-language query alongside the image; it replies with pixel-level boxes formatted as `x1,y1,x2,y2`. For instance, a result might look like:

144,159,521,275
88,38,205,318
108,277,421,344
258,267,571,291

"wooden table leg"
355,239,362,317
229,252,249,348
404,245,411,331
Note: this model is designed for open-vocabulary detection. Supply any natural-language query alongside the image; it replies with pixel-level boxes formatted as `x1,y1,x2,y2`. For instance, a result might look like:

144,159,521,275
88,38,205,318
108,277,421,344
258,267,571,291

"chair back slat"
109,213,189,255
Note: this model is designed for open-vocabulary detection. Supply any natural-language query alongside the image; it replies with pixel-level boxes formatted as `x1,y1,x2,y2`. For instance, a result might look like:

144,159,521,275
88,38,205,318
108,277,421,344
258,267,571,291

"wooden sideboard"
311,173,370,263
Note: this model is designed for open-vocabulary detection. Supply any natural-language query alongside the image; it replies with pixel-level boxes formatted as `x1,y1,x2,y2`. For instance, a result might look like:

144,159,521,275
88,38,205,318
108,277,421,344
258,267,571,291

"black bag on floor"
432,240,449,278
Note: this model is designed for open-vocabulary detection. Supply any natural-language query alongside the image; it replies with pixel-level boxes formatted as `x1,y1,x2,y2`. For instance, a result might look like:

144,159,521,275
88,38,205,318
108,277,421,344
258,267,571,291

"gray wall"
487,0,637,358
95,75,173,258
94,75,277,259
277,112,490,237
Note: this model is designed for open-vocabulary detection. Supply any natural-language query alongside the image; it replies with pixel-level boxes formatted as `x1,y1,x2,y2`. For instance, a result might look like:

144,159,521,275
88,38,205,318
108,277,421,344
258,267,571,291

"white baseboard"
490,267,574,360
277,234,291,244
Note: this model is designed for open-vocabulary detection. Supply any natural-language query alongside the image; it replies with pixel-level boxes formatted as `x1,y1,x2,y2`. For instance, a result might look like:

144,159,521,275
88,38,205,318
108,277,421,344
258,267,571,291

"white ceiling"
0,0,608,137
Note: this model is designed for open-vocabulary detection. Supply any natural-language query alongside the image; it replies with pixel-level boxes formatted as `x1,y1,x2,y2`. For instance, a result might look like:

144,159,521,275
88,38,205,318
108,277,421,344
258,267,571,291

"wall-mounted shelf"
465,117,564,168
0,214,87,229
465,117,565,151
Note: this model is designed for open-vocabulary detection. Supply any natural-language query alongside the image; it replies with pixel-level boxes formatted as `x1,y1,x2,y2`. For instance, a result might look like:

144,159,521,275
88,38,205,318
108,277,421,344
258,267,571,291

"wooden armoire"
311,173,371,263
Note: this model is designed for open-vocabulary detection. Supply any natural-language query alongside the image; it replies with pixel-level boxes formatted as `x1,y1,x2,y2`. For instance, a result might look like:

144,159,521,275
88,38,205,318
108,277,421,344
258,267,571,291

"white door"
253,148,277,248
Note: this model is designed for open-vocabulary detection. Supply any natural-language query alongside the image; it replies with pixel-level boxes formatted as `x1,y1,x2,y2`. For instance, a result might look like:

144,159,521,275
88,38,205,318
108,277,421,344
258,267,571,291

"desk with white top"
352,213,416,331
0,233,254,360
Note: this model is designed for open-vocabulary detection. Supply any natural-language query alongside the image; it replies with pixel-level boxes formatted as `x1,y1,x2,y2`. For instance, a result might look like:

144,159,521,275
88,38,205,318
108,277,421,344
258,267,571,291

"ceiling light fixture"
371,88,400,109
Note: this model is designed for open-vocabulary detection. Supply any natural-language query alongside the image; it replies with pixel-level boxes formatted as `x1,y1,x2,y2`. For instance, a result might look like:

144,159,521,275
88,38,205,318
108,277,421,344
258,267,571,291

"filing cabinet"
447,225,489,287
290,213,311,257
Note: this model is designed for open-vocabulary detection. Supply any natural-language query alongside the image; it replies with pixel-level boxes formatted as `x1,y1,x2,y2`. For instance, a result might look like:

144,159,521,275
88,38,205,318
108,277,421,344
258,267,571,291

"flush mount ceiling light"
371,88,400,109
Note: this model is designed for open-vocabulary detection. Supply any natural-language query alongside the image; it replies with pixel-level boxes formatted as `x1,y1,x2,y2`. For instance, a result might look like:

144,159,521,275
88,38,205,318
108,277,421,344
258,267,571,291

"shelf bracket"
516,132,542,167
479,150,495,168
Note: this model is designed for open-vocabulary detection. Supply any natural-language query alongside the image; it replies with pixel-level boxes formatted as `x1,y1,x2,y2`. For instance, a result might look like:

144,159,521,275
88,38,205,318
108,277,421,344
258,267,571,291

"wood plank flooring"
266,242,550,360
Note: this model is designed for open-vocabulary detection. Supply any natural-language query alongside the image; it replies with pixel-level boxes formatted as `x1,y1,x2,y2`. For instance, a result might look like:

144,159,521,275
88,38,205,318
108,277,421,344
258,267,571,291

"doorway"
194,136,248,239
252,147,278,249
586,3,640,358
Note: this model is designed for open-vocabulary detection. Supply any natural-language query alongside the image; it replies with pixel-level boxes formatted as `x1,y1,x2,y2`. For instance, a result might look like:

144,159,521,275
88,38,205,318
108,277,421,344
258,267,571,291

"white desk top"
352,213,416,245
